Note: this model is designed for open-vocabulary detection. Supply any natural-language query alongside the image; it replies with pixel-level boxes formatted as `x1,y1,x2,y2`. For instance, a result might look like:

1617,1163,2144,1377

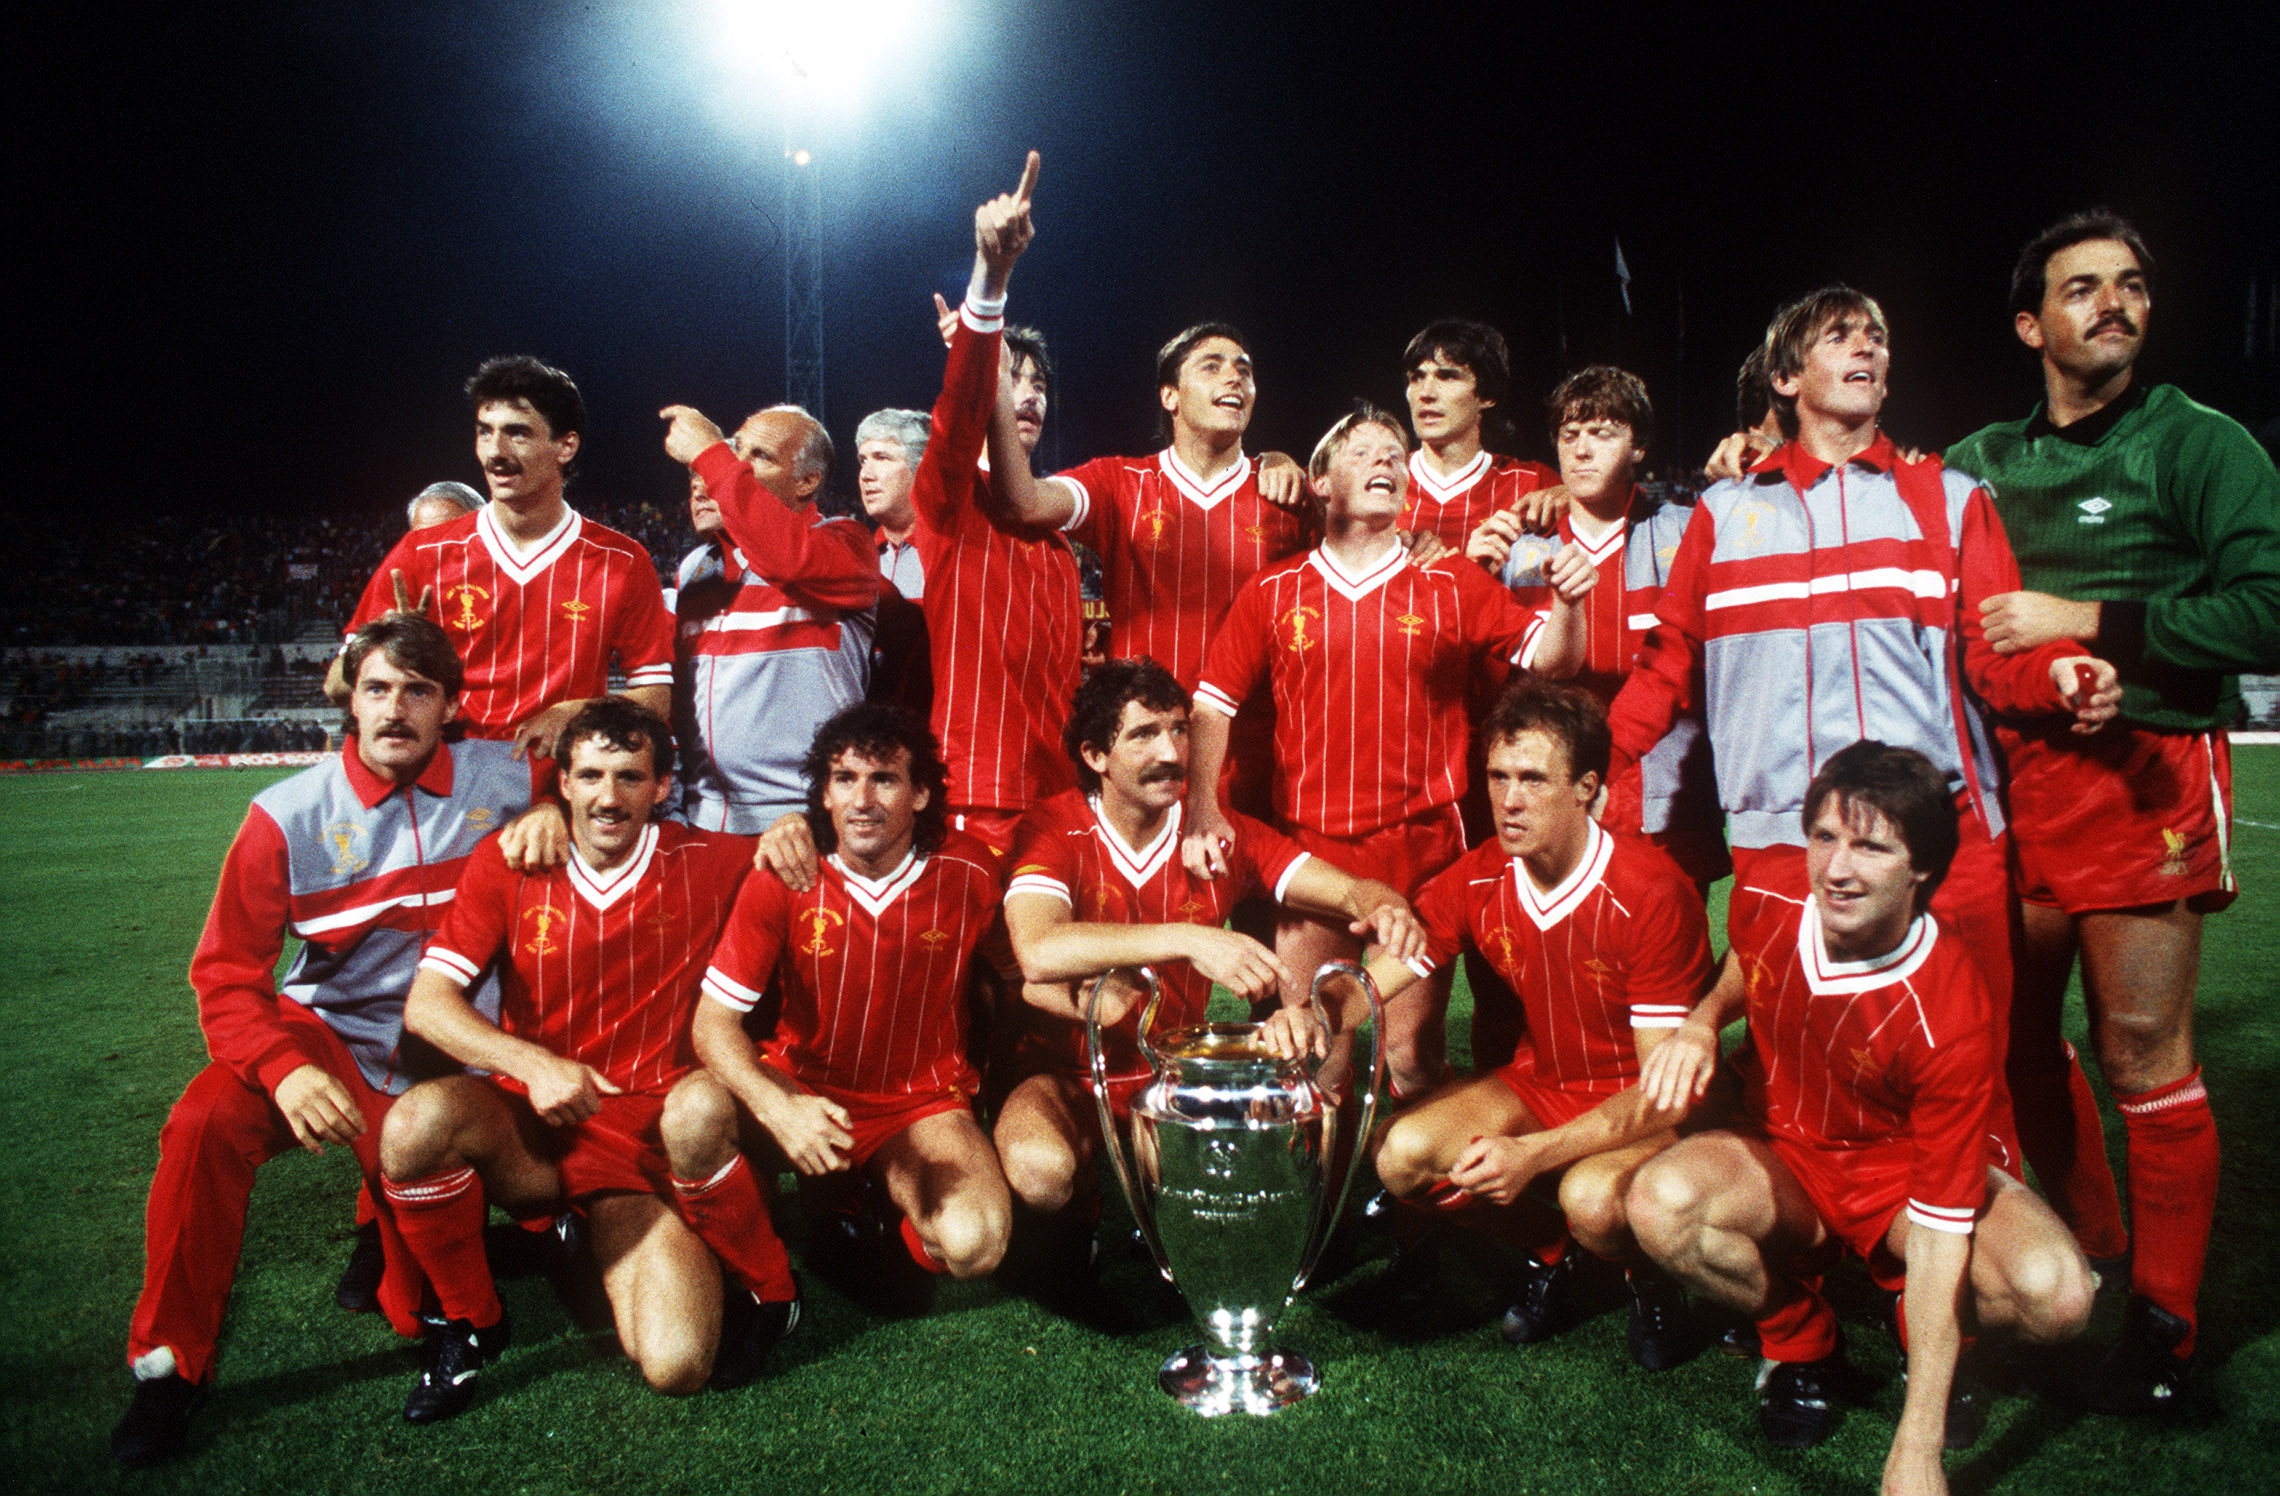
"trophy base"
1158,1344,1319,1416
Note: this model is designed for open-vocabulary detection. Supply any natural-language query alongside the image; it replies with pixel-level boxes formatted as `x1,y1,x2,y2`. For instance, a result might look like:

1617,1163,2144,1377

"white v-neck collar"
477,503,582,585
1566,511,1626,565
568,824,658,911
1306,541,1408,601
1408,448,1490,503
1512,820,1614,930
1160,447,1252,512
1089,795,1181,889
1797,903,1938,996
831,847,928,917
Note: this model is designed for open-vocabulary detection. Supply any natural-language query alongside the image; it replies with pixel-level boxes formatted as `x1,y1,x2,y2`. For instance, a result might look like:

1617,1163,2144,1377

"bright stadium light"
713,0,936,110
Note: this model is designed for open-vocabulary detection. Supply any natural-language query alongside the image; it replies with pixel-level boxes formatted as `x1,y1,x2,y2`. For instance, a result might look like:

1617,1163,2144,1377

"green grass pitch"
2,761,2276,1493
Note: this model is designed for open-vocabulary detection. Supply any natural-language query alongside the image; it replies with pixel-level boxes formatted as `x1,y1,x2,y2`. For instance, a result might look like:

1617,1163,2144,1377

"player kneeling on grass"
1626,742,2093,1494
111,616,548,1467
695,705,1014,1292
1301,681,1717,1368
379,699,798,1422
997,658,1424,1279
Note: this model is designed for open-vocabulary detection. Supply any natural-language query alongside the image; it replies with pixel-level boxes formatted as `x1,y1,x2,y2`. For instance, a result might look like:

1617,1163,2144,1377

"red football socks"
671,1156,797,1303
2117,1067,2218,1354
383,1167,501,1328
2011,1042,2131,1260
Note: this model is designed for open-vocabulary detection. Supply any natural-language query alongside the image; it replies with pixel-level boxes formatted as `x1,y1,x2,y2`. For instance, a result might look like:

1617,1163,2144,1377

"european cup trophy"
1087,961,1384,1416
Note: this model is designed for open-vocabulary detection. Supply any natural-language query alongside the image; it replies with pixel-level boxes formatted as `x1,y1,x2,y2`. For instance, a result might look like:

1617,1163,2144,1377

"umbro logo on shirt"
2078,496,2114,525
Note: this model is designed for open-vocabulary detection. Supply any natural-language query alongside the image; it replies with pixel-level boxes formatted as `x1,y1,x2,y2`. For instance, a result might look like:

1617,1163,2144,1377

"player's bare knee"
930,1199,1011,1278
1371,1115,1441,1198
379,1078,467,1178
2005,1240,2095,1343
634,1335,712,1397
1558,1168,1629,1249
660,1070,738,1175
998,1135,1076,1213
1624,1155,1705,1261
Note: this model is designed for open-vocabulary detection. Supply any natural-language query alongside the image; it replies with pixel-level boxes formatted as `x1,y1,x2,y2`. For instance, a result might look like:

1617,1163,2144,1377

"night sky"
25,1,2279,531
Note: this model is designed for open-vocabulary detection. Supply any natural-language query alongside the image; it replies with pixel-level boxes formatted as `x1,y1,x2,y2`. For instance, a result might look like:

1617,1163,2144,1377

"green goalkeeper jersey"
1948,382,2280,732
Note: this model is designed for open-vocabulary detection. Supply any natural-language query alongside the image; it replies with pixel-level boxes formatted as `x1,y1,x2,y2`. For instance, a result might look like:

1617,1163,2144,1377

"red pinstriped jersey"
1727,877,1997,1234
1410,822,1711,1093
421,823,751,1095
914,302,1082,812
1006,791,1310,1034
1051,449,1312,690
1401,450,1557,554
349,505,674,738
1195,544,1549,837
1499,508,1644,707
700,831,1004,1095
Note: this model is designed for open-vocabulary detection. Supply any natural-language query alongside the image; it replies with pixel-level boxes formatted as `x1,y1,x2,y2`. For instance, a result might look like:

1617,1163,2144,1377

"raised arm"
966,152,1079,532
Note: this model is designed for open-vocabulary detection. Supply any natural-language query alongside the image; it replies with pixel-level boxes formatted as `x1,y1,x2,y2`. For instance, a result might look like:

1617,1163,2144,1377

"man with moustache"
112,616,543,1466
334,356,675,763
1950,210,2280,1409
996,657,1421,1260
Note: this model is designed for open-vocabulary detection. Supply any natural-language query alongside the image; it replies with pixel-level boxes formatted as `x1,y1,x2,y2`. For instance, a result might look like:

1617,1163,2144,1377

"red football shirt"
1726,877,1999,1234
1006,791,1310,1041
1401,450,1558,554
1498,508,1641,708
911,301,1082,813
1050,449,1312,690
1410,822,1710,1093
700,830,1005,1095
1195,544,1550,837
421,822,751,1094
349,505,674,737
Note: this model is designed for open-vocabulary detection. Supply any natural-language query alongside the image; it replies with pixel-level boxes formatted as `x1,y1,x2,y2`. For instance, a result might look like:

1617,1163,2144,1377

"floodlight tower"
717,0,930,422
781,84,826,419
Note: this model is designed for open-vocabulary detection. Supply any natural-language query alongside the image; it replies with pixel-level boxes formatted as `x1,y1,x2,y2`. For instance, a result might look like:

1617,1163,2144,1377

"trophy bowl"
1088,962,1384,1416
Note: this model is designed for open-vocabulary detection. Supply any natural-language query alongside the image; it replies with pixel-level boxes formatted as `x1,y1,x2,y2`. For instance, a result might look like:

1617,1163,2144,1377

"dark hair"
1404,318,1513,445
1005,325,1055,400
1801,740,1958,910
1546,364,1655,453
1479,679,1611,786
1154,321,1251,443
1735,342,1775,431
338,615,467,740
556,696,674,780
1065,656,1188,794
801,703,950,857
1763,286,1887,439
466,355,586,444
2009,209,2155,317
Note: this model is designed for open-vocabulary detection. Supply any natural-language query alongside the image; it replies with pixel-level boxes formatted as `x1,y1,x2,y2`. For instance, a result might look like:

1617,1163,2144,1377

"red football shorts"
758,1059,973,1167
2002,723,2236,914
1286,804,1465,901
492,1083,672,1200
1764,1129,2007,1291
1493,1049,1619,1130
948,808,1024,858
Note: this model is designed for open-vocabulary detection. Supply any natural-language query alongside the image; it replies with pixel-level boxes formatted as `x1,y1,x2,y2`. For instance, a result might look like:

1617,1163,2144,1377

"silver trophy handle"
1293,959,1384,1292
1086,966,1175,1281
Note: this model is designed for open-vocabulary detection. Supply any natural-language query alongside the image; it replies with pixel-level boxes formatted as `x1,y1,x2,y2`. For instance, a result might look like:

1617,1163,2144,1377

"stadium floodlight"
713,0,935,110
710,1,940,418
